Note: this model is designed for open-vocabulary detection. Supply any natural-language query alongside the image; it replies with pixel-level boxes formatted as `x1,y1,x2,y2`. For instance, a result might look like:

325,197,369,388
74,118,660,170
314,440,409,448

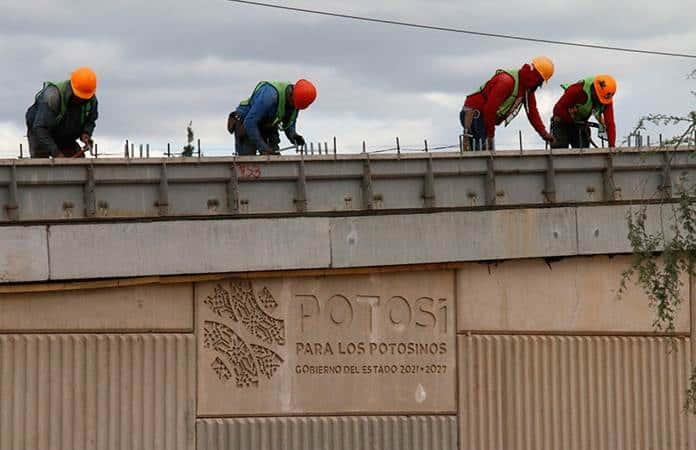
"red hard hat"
292,79,317,110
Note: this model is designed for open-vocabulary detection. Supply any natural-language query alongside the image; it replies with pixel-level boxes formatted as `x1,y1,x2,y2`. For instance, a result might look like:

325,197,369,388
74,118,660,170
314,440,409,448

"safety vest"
240,81,298,131
36,81,95,126
561,77,605,122
478,69,523,122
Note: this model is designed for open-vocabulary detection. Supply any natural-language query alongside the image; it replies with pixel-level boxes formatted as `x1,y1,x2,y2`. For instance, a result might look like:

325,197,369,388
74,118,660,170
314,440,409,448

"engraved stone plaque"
196,271,455,415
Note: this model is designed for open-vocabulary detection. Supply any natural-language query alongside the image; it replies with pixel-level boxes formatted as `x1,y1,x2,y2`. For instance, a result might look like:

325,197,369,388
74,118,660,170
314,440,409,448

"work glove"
293,134,306,147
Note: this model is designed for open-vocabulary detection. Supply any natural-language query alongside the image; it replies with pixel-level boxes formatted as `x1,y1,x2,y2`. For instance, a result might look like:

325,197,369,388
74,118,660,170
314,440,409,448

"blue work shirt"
235,83,298,150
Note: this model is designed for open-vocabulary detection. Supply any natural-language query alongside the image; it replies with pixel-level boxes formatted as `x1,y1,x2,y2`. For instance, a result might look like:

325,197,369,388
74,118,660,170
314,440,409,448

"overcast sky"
0,0,694,157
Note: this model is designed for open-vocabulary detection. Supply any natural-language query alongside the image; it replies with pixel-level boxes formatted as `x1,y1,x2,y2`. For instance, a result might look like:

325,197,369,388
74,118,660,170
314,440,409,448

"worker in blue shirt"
228,79,317,155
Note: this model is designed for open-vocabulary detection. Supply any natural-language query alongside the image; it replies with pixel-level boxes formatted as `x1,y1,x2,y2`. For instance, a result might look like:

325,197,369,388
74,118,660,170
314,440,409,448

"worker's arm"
525,90,553,140
29,87,61,157
482,74,513,139
603,102,616,147
553,83,585,122
283,120,305,146
83,97,99,137
242,85,277,152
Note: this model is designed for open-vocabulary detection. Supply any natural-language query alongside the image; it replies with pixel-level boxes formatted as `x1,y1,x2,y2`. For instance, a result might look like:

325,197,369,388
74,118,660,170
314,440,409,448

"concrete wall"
1,255,694,450
0,205,669,284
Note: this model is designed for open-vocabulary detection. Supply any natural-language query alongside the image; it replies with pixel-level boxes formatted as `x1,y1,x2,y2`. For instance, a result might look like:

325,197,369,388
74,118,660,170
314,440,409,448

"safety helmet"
292,79,317,110
70,67,97,100
593,74,617,105
531,56,555,81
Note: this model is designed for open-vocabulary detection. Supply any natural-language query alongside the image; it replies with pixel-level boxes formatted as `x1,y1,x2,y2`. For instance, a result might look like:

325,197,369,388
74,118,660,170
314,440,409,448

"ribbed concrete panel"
197,416,457,450
0,334,195,450
459,335,696,450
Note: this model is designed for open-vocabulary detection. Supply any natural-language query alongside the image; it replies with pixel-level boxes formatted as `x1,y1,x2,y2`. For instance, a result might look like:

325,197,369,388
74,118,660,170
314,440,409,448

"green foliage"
623,192,696,414
622,69,696,414
624,70,696,148
622,192,695,332
688,368,696,415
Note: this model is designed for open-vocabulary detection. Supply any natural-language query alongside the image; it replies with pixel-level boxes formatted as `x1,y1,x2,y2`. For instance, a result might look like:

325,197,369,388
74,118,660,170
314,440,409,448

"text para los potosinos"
296,341,448,356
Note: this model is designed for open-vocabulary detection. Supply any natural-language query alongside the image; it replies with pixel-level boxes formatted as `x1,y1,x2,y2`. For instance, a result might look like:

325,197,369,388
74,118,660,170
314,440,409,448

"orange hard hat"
593,74,617,105
292,79,317,110
531,56,555,81
70,67,97,100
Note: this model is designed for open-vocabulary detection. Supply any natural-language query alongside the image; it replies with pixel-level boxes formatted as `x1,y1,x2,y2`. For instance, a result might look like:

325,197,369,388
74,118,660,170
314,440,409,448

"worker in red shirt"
551,75,617,149
460,56,556,151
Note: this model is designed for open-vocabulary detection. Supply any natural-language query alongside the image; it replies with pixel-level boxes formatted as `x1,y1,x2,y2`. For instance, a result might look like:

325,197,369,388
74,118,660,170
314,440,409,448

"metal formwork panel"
458,335,696,450
2,148,696,222
0,334,196,450
197,416,458,450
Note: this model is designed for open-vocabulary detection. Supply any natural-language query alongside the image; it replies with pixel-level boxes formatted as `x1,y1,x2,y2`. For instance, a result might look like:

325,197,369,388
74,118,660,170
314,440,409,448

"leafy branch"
622,69,696,414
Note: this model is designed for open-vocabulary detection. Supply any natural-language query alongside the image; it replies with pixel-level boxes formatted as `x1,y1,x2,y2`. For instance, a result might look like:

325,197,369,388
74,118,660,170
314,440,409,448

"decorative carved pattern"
203,282,286,389
229,280,285,346
249,344,283,380
203,320,259,388
257,287,279,311
211,357,233,383
204,285,237,321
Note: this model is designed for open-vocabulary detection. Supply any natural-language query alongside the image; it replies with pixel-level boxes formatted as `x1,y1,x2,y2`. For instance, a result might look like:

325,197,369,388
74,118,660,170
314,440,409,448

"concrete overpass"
1,148,695,449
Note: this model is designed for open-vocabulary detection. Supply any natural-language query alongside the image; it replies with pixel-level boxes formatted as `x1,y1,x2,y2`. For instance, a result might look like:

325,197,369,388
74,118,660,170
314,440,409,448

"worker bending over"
25,67,98,158
460,57,556,151
228,80,316,156
551,75,617,148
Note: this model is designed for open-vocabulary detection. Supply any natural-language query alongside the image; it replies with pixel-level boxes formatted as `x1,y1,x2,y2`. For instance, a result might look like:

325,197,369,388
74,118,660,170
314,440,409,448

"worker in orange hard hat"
551,74,617,149
25,67,99,158
228,79,317,156
460,57,556,151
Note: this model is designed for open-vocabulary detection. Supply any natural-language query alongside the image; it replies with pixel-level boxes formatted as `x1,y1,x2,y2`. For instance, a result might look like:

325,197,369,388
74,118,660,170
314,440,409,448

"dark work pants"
234,127,280,156
459,109,488,151
550,120,590,149
27,131,81,158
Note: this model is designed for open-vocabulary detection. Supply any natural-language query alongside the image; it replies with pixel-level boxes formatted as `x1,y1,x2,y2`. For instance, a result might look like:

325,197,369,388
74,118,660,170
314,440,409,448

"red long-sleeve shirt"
553,82,616,147
464,64,549,139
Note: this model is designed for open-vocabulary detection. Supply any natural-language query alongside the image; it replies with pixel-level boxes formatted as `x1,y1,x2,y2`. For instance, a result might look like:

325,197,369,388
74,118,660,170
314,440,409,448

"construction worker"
25,67,98,158
551,75,617,149
460,57,556,151
228,79,316,156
